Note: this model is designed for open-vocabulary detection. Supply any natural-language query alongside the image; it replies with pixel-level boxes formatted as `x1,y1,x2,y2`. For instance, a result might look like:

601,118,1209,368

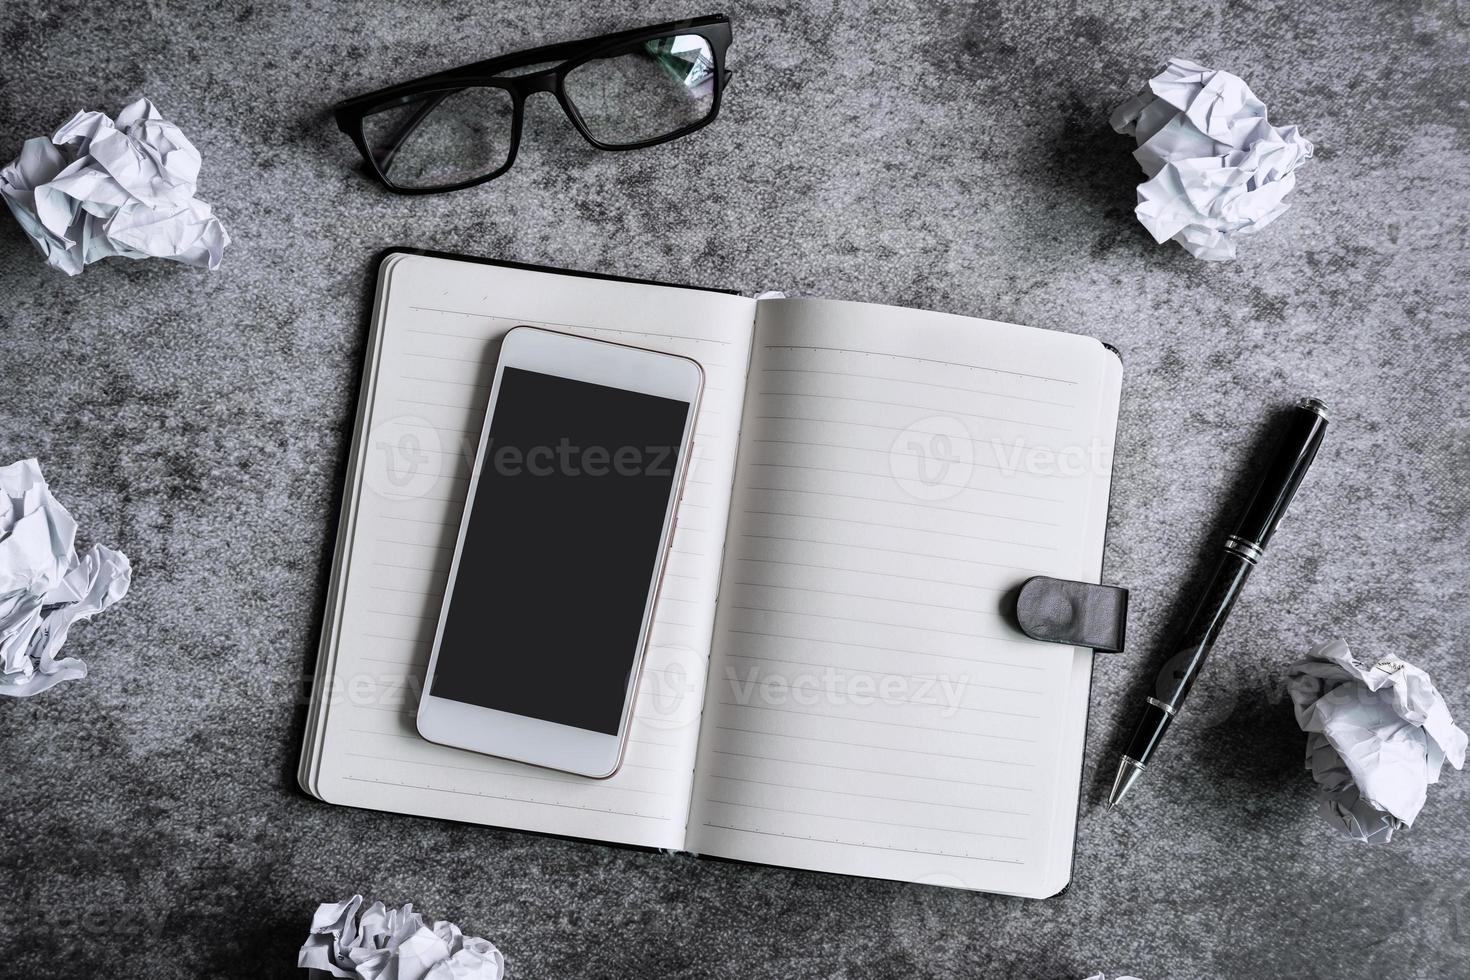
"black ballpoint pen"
1108,397,1329,808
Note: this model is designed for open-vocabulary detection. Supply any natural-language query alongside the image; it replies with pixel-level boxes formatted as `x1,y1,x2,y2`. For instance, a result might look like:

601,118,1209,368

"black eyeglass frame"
333,14,733,194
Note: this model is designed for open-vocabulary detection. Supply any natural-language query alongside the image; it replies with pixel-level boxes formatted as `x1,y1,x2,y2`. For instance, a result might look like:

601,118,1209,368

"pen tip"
1108,757,1145,809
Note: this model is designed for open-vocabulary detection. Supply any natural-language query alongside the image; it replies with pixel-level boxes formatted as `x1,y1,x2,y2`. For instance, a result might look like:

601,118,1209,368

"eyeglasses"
333,14,732,194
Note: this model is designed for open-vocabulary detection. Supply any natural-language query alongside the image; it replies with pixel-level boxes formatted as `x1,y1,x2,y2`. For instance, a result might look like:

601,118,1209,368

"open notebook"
299,251,1122,899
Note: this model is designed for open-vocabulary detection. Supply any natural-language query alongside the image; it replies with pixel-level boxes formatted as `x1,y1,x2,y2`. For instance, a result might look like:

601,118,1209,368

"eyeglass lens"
361,87,515,190
563,34,717,146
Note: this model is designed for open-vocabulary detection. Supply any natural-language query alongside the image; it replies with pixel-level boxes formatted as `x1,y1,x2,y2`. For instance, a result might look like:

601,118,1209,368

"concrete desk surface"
3,1,1467,977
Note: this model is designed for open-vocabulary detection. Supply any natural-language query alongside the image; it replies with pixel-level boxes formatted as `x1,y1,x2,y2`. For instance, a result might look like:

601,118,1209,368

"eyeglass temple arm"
459,38,593,78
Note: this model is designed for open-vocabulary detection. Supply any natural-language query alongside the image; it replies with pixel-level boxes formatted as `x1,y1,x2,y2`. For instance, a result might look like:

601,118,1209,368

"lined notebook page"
307,254,757,849
686,298,1121,897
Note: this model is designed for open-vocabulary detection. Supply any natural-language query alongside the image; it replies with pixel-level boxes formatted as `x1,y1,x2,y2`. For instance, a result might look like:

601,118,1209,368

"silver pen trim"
1224,535,1263,564
1297,397,1329,421
1146,696,1177,717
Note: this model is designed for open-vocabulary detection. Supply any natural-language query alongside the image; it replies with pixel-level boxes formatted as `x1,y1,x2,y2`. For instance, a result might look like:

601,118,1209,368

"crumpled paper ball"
0,97,230,276
1110,58,1313,261
0,458,131,697
1287,639,1467,843
298,895,505,980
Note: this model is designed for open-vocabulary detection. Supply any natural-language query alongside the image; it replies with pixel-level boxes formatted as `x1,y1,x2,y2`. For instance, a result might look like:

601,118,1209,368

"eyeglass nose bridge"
504,66,561,97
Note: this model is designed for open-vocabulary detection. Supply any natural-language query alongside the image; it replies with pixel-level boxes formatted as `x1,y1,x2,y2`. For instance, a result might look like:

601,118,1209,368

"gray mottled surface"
2,1,1468,978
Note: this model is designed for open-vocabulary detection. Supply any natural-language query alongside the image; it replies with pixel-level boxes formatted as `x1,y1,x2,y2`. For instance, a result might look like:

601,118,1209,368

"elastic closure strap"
1014,576,1130,653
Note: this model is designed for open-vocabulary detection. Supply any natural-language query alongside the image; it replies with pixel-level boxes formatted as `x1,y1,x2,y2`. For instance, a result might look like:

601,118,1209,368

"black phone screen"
428,367,691,735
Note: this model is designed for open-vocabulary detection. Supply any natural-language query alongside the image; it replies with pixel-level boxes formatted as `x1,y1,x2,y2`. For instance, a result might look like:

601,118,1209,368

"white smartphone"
416,325,702,778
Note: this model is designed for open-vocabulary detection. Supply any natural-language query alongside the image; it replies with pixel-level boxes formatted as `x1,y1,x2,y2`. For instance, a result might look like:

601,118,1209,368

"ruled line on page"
370,584,442,597
405,350,489,363
743,484,1062,528
407,309,734,346
377,537,454,550
719,670,1043,720
712,725,1038,769
348,715,687,756
372,559,444,573
379,514,461,528
701,798,1029,840
397,396,483,410
373,490,471,505
358,655,421,668
402,445,473,458
754,412,1065,443
714,701,1039,740
719,651,1043,696
727,603,1012,637
738,533,1050,578
349,724,680,753
698,823,1027,864
734,556,1008,592
738,508,1058,552
710,749,1036,791
343,775,667,819
720,672,1042,721
344,752,676,797
744,460,1064,504
721,623,1032,662
710,773,1031,816
761,344,1078,386
360,634,429,648
402,374,491,389
404,325,511,340
750,434,1029,474
761,367,1075,409
717,628,1048,672
729,580,1007,617
756,390,1070,433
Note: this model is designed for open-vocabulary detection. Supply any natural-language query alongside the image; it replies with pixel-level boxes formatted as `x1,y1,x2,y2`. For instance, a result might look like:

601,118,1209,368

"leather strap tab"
1015,576,1129,653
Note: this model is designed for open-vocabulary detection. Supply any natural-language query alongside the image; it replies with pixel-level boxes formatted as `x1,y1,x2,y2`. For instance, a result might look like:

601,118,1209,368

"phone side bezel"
415,325,703,778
